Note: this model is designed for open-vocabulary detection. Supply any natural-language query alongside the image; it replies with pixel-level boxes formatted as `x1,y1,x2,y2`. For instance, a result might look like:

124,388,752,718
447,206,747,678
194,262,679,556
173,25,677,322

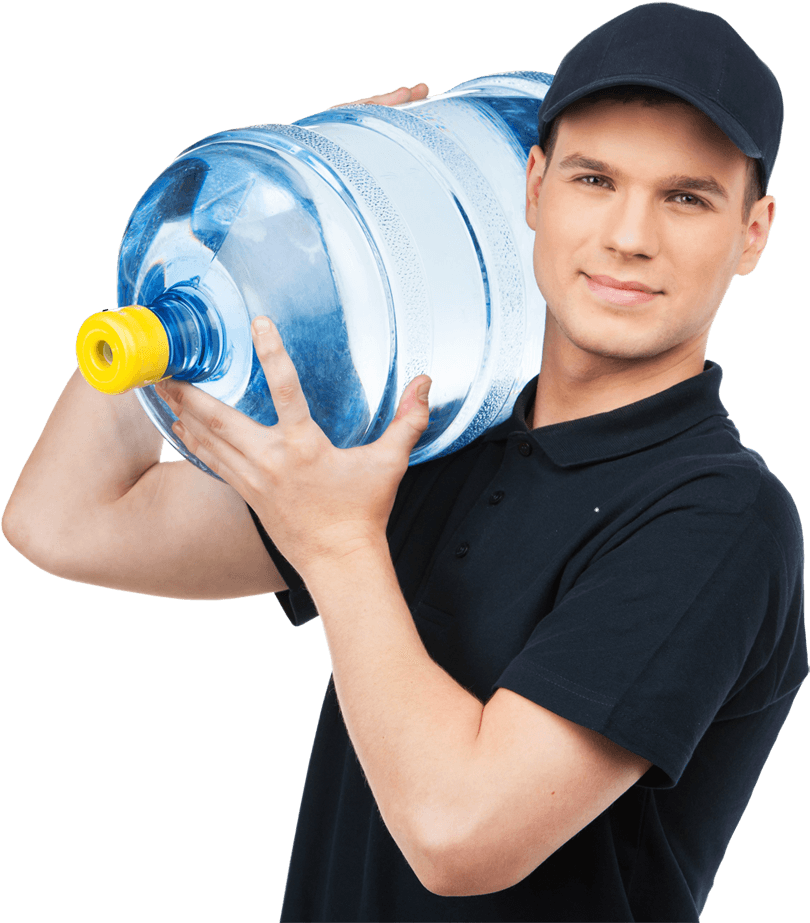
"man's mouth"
584,274,662,306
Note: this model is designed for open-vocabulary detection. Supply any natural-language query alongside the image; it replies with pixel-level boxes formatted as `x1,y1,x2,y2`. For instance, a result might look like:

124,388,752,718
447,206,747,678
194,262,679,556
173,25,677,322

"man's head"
525,3,781,368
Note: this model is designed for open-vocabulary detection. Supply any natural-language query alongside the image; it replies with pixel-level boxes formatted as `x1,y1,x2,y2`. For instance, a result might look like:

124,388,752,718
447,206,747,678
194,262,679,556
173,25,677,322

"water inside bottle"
118,75,551,476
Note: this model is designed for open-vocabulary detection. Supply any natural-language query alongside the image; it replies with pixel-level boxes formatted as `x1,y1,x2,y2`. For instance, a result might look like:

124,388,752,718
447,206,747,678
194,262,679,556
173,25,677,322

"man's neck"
528,316,709,430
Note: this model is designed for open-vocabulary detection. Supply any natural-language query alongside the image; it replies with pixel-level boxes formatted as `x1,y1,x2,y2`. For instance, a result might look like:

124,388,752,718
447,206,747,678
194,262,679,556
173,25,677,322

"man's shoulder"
743,456,804,563
648,414,803,558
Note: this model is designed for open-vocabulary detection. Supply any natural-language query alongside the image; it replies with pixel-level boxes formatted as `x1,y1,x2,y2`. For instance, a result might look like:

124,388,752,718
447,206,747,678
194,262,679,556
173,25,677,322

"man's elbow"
3,500,45,567
414,846,542,898
416,856,504,898
405,811,547,897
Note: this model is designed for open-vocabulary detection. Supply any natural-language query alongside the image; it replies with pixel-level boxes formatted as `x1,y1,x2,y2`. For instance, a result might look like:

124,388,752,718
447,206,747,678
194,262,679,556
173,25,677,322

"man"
4,3,806,921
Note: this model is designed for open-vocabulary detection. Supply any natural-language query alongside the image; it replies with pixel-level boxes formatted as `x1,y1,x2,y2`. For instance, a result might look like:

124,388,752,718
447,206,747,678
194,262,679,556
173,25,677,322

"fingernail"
253,316,272,334
417,380,431,403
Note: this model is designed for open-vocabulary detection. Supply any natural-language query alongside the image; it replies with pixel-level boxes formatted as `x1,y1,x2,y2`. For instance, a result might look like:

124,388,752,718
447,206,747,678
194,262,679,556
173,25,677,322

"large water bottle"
76,72,551,478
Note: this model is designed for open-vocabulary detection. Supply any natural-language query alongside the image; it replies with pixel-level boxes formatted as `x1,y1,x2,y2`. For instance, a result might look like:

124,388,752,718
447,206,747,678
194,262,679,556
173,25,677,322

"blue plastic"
118,72,553,478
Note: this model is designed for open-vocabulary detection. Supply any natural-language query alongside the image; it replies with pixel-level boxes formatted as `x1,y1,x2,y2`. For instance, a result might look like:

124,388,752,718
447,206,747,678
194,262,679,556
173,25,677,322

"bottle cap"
76,306,170,394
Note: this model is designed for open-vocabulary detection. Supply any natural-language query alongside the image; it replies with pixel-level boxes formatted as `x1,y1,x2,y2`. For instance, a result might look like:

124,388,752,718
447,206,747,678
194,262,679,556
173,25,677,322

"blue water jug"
76,72,552,478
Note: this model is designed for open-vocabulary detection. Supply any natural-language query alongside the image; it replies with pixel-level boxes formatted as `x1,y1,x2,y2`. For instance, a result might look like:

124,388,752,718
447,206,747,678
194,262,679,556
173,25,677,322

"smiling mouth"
584,274,662,306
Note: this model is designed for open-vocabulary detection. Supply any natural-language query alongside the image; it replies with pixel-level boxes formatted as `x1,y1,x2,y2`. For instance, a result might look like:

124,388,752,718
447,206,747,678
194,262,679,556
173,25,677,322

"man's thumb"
385,376,431,452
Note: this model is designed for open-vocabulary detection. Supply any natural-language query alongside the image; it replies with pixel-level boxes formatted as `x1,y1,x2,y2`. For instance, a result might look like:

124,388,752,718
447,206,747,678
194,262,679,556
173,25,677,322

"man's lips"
584,274,662,306
588,274,658,293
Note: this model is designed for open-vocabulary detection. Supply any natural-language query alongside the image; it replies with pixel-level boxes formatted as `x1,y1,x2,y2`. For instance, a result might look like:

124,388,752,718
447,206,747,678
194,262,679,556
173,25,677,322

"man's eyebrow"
555,154,729,200
661,174,729,200
557,154,611,173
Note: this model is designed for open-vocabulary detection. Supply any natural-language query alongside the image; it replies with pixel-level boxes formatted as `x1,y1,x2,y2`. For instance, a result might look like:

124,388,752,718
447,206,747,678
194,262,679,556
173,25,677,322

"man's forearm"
303,542,486,886
3,370,163,558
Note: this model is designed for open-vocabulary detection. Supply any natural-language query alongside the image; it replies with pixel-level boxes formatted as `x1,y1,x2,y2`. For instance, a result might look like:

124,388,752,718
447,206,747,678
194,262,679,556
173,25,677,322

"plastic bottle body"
111,72,552,477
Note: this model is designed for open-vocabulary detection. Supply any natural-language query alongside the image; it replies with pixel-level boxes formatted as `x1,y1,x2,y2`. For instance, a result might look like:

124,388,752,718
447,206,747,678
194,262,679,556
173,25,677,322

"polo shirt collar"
483,361,728,467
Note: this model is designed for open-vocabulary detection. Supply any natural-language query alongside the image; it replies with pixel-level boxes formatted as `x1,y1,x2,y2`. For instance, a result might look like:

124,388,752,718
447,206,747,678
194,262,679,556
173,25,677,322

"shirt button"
455,542,470,558
518,441,532,457
488,490,505,505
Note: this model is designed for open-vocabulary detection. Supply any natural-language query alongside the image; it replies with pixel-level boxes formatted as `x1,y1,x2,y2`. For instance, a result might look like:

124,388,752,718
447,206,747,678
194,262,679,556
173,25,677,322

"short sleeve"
246,505,318,626
494,467,807,788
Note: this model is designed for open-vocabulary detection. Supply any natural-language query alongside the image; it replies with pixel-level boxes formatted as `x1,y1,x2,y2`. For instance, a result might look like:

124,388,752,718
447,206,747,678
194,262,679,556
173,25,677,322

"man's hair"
540,85,765,222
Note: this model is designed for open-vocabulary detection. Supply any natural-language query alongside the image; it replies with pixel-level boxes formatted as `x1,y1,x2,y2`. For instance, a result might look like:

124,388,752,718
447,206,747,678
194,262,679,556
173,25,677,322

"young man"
4,3,806,921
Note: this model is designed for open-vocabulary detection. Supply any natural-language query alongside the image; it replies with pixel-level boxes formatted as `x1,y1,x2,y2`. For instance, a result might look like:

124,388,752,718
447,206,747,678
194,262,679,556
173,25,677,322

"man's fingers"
251,316,312,427
155,380,247,482
331,83,429,109
380,376,431,456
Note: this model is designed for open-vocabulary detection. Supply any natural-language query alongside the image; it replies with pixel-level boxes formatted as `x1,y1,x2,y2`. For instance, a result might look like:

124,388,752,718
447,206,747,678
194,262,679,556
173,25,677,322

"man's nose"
601,193,660,260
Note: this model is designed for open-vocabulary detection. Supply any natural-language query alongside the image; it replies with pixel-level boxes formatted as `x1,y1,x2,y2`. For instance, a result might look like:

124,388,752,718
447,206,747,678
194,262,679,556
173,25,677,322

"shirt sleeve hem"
494,660,690,788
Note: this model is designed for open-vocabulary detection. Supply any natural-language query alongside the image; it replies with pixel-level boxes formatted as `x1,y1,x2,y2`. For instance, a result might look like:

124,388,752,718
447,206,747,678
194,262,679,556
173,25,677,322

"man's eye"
672,193,705,207
580,175,608,187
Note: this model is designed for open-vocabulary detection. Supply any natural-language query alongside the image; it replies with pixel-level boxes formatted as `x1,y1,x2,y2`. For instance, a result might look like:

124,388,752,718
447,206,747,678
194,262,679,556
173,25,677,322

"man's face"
525,98,773,365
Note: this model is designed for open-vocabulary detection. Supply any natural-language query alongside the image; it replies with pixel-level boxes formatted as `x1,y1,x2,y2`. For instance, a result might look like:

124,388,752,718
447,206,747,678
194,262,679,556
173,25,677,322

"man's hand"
155,317,431,578
330,82,429,108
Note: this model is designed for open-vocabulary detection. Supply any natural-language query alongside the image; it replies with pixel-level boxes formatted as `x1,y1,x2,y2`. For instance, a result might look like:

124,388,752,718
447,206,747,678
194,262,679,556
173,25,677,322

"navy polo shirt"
249,361,807,923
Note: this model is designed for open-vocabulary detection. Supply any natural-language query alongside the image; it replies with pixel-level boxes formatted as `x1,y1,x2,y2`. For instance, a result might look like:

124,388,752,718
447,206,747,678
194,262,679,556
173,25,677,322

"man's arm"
302,543,651,896
3,370,285,599
156,316,651,894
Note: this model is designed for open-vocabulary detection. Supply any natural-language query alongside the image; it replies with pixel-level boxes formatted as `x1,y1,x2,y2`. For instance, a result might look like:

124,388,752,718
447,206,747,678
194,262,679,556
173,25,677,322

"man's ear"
525,145,547,231
736,196,775,277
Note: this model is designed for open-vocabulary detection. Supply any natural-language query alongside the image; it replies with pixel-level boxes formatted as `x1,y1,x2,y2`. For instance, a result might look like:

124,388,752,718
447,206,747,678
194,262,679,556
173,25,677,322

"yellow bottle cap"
76,306,171,395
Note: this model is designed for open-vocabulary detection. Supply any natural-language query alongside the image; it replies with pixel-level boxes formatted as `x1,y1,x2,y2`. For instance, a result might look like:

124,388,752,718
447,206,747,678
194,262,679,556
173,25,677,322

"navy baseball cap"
538,3,783,189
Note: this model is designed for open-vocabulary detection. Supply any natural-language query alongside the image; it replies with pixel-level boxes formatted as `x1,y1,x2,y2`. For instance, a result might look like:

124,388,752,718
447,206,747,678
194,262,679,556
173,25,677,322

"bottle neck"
150,288,224,383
